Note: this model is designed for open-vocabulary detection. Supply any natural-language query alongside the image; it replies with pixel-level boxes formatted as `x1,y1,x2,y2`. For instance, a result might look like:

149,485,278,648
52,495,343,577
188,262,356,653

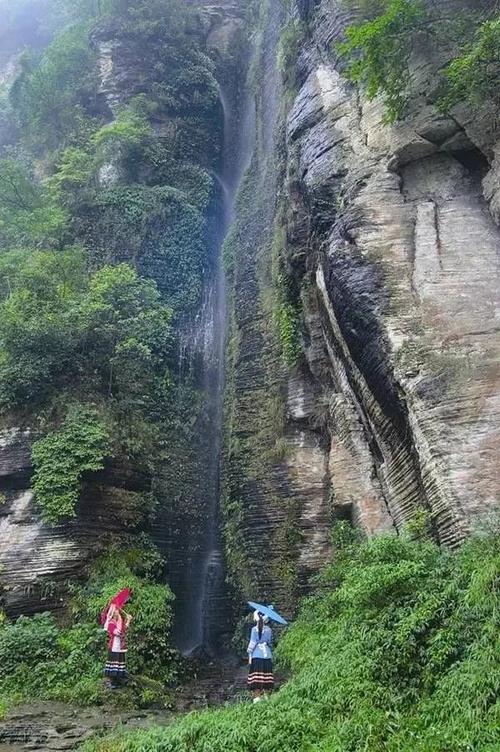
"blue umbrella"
248,601,288,625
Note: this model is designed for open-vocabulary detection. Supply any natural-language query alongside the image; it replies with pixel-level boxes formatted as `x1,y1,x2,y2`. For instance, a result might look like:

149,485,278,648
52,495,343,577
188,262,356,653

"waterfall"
173,70,256,656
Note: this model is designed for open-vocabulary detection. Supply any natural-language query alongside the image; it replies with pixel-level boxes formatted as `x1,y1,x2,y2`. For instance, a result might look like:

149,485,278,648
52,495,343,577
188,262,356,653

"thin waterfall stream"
174,77,255,655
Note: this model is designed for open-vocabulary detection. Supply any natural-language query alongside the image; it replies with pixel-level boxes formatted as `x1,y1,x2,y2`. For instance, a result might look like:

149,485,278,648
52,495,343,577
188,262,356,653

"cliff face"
287,0,500,546
0,428,149,615
222,0,332,614
223,0,500,613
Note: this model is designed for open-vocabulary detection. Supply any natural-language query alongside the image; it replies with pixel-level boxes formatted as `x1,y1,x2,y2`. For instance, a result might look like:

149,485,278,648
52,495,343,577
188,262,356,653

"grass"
82,523,500,752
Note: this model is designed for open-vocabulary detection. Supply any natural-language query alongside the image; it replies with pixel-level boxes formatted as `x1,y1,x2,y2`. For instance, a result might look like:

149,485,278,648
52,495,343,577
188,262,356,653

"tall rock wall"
222,0,332,615
0,1,246,621
286,0,500,547
223,0,500,615
1,0,499,626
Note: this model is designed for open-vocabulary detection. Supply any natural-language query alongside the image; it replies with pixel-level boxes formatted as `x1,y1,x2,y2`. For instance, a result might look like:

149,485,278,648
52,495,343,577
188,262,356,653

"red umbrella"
110,588,131,609
100,588,131,625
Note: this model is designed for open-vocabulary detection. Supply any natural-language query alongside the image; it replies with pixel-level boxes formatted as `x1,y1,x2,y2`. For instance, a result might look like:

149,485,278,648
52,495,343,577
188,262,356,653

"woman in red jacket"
103,604,132,689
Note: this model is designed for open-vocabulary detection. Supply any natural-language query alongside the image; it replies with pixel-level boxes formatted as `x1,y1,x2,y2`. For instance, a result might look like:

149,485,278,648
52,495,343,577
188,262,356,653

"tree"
9,26,98,152
338,0,427,121
0,159,68,246
0,252,172,412
441,15,500,110
0,158,39,213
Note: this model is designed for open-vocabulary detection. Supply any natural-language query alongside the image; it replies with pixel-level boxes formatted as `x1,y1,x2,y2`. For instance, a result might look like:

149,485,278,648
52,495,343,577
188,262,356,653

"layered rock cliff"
223,0,500,613
287,0,500,545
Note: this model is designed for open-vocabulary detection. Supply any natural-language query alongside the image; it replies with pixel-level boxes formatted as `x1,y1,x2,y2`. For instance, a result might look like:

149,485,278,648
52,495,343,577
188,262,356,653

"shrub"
71,549,177,684
276,301,302,366
79,187,207,314
0,613,59,678
0,547,176,710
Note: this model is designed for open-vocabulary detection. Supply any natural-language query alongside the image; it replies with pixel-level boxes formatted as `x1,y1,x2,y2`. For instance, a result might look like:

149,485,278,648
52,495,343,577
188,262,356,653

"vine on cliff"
32,405,110,523
339,0,500,121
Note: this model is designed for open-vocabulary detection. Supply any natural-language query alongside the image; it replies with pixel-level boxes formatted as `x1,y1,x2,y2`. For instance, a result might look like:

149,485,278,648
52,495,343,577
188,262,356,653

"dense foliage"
0,252,172,411
0,545,176,712
0,0,227,710
339,0,500,120
6,0,221,313
83,525,499,751
0,0,224,532
32,406,110,522
10,24,99,153
0,158,68,246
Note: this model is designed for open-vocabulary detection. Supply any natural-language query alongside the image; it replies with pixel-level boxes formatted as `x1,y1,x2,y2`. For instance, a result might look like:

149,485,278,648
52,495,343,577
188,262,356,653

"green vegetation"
0,252,172,416
0,0,228,711
0,158,69,246
10,24,99,153
0,252,174,522
441,14,500,111
6,0,221,313
0,546,175,709
0,0,223,536
339,0,500,121
339,0,426,121
84,525,499,752
32,406,110,523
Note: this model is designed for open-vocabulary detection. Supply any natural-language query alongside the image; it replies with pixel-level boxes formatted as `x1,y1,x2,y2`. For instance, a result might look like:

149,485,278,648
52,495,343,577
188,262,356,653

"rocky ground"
0,664,251,751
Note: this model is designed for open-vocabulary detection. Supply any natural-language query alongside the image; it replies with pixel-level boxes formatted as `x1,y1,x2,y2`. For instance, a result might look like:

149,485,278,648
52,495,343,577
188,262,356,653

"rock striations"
223,0,500,614
284,0,500,549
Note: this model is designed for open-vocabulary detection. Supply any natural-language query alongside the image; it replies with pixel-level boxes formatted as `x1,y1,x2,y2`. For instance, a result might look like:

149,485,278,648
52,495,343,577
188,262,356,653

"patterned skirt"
104,650,128,681
248,658,274,691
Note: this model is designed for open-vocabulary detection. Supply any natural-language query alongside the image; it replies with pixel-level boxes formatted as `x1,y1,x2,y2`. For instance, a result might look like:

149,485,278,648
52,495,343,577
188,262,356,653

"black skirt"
104,650,128,680
248,658,274,690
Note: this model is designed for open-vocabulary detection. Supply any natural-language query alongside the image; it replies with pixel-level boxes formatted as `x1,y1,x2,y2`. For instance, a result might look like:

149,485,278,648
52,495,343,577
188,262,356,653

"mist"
0,1,62,68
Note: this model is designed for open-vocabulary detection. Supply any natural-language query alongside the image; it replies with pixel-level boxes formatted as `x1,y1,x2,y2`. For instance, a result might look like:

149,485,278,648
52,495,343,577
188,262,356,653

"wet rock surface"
0,665,252,751
0,702,171,752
